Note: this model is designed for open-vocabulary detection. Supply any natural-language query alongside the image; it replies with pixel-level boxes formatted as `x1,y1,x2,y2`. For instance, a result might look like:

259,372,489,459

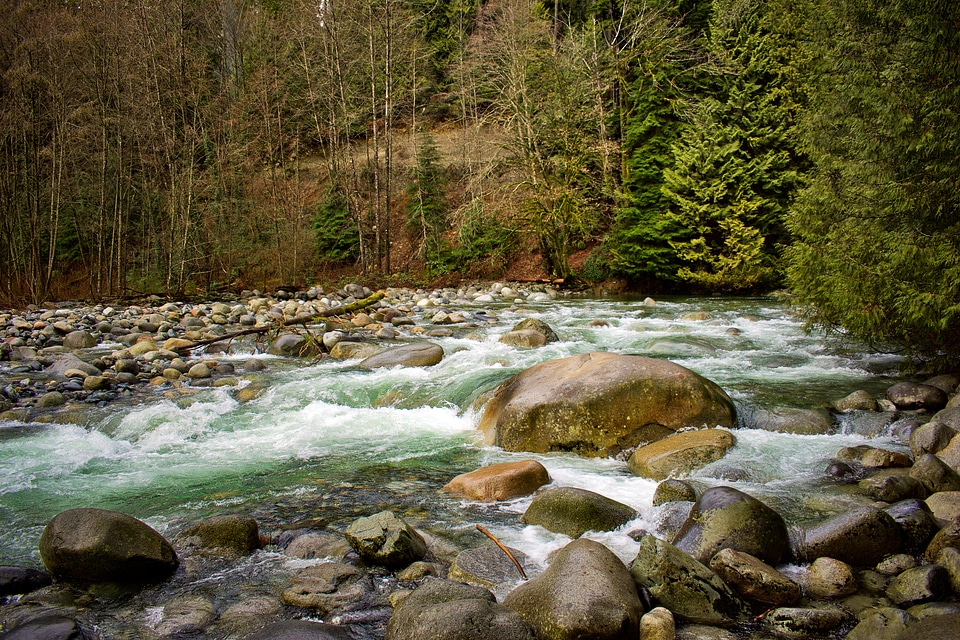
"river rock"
499,329,548,348
932,407,960,431
0,614,86,640
891,613,960,640
886,565,951,606
859,470,928,502
510,318,559,343
344,510,427,568
247,620,359,640
750,407,835,435
627,429,735,480
358,342,444,368
280,562,365,612
639,607,674,640
267,333,318,357
841,607,915,640
910,422,957,459
62,330,97,349
386,579,535,640
861,448,912,468
36,391,66,408
0,566,53,596
672,486,790,565
806,557,858,599
503,538,644,640
155,594,216,636
442,460,550,501
449,545,529,590
888,382,948,411
797,506,902,565
284,531,352,561
925,516,960,560
630,535,745,627
478,353,736,457
39,507,178,582
330,342,383,360
935,546,960,594
835,390,879,412
520,486,638,538
45,353,101,377
885,499,938,554
653,479,698,505
925,374,960,395
708,548,801,606
176,514,261,557
912,454,960,494
763,607,852,639
926,491,960,526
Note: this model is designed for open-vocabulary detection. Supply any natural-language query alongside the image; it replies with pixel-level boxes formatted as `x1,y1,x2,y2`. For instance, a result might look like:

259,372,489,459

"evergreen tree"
662,0,799,292
786,0,960,365
406,135,450,273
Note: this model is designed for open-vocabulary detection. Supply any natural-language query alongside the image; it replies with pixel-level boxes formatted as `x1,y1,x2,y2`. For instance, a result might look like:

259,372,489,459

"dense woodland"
1,0,958,364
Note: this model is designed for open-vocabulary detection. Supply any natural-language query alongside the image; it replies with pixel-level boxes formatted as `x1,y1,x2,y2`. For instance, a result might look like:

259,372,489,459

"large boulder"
176,514,261,558
627,429,735,480
672,486,790,565
478,353,736,457
359,342,444,369
386,579,535,640
911,454,960,494
887,382,948,411
510,318,559,343
885,499,938,555
499,330,548,348
520,487,638,538
886,565,951,607
344,510,427,568
708,549,801,606
39,508,178,582
503,538,644,640
443,460,550,502
797,506,902,566
910,422,956,459
629,535,745,627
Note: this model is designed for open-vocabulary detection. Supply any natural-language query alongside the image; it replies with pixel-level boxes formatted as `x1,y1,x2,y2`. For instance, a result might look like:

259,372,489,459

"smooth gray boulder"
797,506,902,565
627,429,735,480
478,353,736,457
0,614,86,640
503,538,644,640
521,486,638,538
910,422,957,459
39,508,178,582
653,479,698,505
449,545,529,591
672,486,790,565
359,342,444,368
510,318,559,343
267,333,320,357
344,510,427,568
499,330,547,348
630,535,745,627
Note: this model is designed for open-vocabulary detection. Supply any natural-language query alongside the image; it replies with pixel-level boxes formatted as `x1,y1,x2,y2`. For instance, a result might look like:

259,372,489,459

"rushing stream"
0,294,910,631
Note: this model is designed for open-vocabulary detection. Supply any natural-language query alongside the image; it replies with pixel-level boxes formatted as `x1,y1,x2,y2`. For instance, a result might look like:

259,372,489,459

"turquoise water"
0,296,905,577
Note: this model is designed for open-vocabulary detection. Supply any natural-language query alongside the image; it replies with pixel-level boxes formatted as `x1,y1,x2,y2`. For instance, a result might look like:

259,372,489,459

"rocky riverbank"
3,284,960,640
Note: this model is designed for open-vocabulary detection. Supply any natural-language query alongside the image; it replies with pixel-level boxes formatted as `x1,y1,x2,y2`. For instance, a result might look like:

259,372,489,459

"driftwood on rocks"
170,291,386,354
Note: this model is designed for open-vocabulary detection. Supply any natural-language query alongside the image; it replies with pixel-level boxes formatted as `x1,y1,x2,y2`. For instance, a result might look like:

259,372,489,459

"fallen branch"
475,524,527,580
172,291,386,353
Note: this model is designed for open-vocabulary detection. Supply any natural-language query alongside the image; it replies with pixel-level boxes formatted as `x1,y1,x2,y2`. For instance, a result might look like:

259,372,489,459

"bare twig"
475,524,527,580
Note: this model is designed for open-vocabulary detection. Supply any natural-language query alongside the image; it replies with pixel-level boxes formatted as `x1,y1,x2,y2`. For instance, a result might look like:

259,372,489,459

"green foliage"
785,0,960,366
312,187,359,265
406,136,449,270
428,199,517,276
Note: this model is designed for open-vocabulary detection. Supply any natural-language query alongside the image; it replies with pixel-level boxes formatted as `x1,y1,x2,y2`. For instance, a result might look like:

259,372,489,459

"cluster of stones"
0,281,563,420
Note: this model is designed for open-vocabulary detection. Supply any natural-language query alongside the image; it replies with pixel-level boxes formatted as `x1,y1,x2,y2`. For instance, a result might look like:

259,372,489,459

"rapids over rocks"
1,283,952,639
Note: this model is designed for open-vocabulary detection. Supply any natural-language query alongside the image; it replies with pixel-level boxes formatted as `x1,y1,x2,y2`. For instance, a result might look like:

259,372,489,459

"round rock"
344,510,427,568
443,460,550,502
520,486,638,538
627,429,735,480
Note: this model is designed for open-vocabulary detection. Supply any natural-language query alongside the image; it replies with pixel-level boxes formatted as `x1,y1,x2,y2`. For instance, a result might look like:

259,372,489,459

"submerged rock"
478,353,736,457
358,342,444,369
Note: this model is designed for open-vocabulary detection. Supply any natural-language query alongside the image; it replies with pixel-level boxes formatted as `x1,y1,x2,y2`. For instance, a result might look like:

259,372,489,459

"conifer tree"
786,0,960,365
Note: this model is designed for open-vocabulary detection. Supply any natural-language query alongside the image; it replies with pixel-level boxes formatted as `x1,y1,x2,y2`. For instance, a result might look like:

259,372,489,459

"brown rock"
443,460,550,502
627,429,735,480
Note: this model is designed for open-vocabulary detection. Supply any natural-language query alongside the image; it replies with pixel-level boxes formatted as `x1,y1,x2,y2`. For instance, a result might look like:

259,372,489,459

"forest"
1,0,958,365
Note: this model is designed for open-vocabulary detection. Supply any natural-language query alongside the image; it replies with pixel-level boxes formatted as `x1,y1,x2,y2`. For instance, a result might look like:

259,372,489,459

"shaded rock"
931,407,960,431
674,624,736,640
907,602,960,619
911,422,958,459
37,392,66,408
449,545,529,590
45,354,100,377
888,381,948,411
835,390,879,412
510,318,559,343
267,333,319,357
176,514,260,557
499,330,548,348
876,553,917,576
627,429,735,480
672,486,790,565
246,620,358,640
861,448,912,468
653,479,698,506
859,470,928,502
639,607,674,640
280,562,365,612
39,507,178,582
936,546,960,594
478,353,736,458
925,374,960,395
443,460,550,502
0,566,53,596
0,614,86,640
935,432,960,469
886,565,951,607
629,535,745,627
893,613,960,640
926,491,960,527
386,579,535,640
885,499,938,555
521,486,638,538
806,557,858,599
763,607,851,639
503,538,643,640
344,510,427,568
395,561,445,581
844,607,915,640
359,342,444,369
913,455,960,494
708,548,801,606
283,532,350,561
925,516,960,560
155,594,216,636
798,506,902,565
63,331,97,349
219,596,283,633
750,407,834,435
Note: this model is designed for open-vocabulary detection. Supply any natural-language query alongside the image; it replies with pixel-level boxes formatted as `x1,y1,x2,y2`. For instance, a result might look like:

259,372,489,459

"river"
0,293,910,631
